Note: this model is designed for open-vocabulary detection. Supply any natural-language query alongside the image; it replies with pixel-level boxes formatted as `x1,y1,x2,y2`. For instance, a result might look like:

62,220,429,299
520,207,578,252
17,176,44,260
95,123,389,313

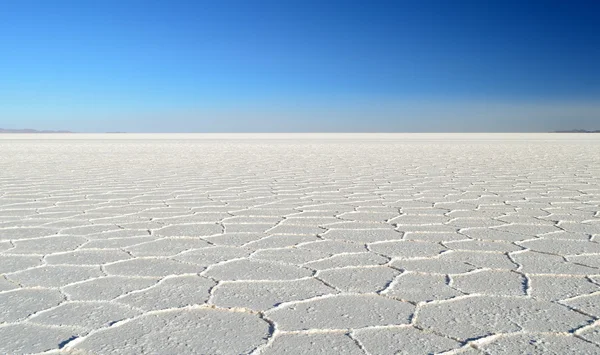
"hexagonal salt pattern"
0,133,599,354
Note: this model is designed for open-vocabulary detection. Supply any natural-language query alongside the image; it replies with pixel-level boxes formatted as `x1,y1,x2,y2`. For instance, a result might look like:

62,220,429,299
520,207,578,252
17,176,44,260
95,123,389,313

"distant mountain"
0,128,73,133
554,129,600,133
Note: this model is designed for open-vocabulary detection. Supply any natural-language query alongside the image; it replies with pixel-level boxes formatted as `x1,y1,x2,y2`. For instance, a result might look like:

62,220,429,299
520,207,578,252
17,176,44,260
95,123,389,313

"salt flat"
0,133,599,354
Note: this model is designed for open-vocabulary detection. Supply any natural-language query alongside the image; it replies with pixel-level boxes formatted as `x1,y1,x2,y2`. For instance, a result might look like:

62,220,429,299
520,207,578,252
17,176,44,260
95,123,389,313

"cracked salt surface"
0,133,599,354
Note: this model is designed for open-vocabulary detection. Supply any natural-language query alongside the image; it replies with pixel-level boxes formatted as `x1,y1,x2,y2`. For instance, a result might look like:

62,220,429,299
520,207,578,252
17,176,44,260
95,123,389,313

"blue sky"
1,0,599,132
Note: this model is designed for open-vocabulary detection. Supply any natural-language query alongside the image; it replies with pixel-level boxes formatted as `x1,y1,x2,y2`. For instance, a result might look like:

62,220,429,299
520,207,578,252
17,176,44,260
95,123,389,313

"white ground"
0,133,599,354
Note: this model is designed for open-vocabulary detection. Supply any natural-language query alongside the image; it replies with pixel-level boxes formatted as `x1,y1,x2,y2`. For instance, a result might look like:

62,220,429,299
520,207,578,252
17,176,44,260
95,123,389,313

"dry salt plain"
0,133,600,355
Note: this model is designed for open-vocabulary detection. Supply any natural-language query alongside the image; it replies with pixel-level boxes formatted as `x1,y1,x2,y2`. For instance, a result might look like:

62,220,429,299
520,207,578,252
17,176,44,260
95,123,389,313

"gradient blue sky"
1,0,599,132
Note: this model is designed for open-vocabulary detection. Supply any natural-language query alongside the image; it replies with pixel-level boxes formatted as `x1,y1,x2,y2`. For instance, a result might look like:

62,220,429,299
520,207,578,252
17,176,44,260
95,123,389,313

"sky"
1,0,599,132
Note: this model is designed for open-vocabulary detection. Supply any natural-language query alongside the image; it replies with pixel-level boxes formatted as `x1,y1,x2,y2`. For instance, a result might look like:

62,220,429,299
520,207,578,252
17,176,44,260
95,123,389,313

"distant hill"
0,128,73,133
554,129,600,133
